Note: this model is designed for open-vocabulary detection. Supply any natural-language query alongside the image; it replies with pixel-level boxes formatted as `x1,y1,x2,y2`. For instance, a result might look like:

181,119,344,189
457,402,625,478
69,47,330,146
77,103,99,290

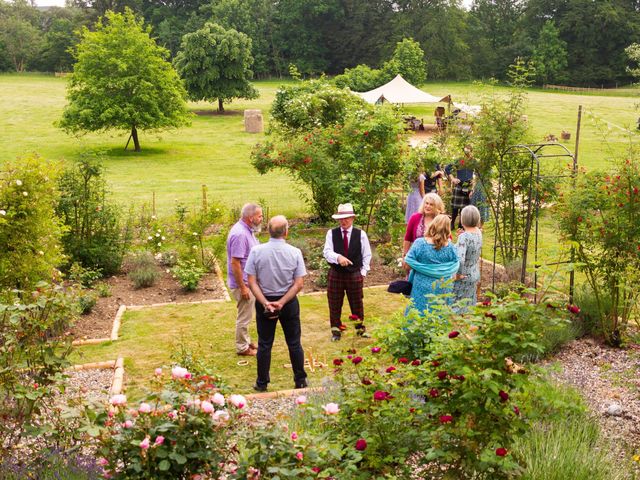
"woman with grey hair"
453,205,483,312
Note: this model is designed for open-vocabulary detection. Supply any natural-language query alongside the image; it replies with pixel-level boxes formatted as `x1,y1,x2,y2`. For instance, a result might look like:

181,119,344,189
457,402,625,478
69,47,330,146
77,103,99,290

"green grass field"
71,288,407,397
1,74,638,217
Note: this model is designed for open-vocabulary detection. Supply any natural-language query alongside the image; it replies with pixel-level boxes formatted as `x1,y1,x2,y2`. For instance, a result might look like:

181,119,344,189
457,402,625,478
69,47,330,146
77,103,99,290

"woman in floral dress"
453,206,483,312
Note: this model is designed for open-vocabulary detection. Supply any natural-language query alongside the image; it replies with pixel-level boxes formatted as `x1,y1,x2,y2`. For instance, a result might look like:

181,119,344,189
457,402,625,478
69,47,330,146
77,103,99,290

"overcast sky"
35,0,474,9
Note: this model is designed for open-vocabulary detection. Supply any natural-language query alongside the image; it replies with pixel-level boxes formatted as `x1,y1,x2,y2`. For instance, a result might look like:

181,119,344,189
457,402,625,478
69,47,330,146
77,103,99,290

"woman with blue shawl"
404,214,459,315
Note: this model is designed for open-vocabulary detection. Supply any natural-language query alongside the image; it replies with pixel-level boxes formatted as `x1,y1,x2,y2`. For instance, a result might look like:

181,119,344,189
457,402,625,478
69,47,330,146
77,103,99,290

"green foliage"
513,417,628,480
625,42,640,80
0,155,66,291
381,37,427,86
39,17,80,73
174,22,259,112
0,13,41,72
559,156,640,345
67,263,102,288
95,281,112,298
57,8,191,151
270,78,365,135
254,81,408,224
0,284,76,453
532,21,568,84
93,368,238,479
333,64,385,92
371,195,404,243
172,259,205,291
127,251,160,289
77,290,97,315
57,156,131,276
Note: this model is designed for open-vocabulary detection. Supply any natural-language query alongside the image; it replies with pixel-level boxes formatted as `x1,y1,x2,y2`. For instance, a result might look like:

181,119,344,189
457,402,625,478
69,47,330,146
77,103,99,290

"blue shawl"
405,240,460,284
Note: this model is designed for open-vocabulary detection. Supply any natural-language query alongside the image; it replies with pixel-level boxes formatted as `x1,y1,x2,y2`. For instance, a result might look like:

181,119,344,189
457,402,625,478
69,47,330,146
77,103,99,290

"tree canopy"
174,22,258,112
57,8,191,152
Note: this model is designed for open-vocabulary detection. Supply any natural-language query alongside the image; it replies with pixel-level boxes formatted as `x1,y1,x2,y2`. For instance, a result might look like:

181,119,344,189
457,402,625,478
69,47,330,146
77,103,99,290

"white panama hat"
332,203,357,219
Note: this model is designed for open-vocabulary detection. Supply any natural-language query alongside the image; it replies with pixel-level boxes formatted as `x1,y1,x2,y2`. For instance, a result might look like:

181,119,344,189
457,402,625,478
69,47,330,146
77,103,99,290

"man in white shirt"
322,203,372,341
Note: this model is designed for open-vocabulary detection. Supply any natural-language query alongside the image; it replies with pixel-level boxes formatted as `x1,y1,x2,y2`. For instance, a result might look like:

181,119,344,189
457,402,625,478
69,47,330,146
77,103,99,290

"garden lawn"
1,74,638,217
70,287,407,398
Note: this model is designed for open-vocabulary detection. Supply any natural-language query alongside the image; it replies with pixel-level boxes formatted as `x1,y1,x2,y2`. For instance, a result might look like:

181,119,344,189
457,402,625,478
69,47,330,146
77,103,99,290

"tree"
625,42,640,80
174,22,258,113
0,15,42,72
382,38,427,85
58,9,190,152
532,20,568,84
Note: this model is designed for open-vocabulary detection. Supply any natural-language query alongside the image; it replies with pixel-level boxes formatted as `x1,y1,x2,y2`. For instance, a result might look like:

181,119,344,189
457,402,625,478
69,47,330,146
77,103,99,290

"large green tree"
174,22,258,112
58,8,190,152
0,14,41,72
532,20,567,84
382,37,427,85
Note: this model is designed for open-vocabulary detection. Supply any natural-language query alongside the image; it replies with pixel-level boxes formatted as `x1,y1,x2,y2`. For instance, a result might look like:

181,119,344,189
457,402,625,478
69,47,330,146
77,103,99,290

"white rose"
15,180,22,186
22,191,28,196
0,210,5,216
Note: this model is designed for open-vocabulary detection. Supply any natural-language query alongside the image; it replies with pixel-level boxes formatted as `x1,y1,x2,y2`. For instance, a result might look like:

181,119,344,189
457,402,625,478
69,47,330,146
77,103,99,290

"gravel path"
545,337,640,474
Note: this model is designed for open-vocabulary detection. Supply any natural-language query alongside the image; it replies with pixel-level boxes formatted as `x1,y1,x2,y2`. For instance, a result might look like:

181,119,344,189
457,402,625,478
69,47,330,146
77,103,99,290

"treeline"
1,0,640,86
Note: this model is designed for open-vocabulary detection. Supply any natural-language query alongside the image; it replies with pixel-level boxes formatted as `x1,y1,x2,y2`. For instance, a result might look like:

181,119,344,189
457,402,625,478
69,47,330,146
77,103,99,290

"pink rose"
322,402,340,415
171,366,190,379
230,394,247,409
295,395,307,405
97,458,108,466
138,403,152,414
139,437,150,449
154,368,162,376
291,432,298,441
296,451,304,461
123,420,133,428
109,394,127,406
371,346,381,353
167,410,177,419
154,435,165,446
201,401,214,413
211,392,225,406
212,410,230,423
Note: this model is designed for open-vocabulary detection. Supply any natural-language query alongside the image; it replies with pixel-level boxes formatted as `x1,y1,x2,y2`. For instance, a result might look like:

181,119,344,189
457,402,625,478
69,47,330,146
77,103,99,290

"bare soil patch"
546,337,640,474
70,270,227,341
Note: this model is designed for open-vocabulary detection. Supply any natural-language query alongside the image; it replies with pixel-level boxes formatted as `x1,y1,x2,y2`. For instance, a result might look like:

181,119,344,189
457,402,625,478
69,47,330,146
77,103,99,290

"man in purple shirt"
226,203,263,356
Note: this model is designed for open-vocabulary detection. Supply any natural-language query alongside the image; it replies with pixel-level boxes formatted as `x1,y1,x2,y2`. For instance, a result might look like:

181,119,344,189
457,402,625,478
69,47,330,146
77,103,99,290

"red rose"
364,131,369,136
485,312,497,320
439,415,453,423
352,356,363,365
429,388,439,398
431,360,440,367
333,358,344,366
386,366,396,373
373,390,391,401
399,357,409,364
371,346,381,353
482,300,491,306
411,359,421,366
513,405,520,416
361,378,372,385
499,390,509,402
567,304,580,315
437,370,448,380
496,447,508,457
453,374,465,381
312,467,321,473
448,331,460,338
355,438,367,451
409,407,416,413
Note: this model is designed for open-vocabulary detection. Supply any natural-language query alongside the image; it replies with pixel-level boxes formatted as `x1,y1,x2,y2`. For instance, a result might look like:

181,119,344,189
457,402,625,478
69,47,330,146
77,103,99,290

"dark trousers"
255,296,306,389
327,269,365,332
451,207,462,230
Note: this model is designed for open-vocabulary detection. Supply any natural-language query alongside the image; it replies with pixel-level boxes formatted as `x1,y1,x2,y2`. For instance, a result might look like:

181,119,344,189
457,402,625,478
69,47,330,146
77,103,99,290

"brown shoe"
249,342,257,350
238,347,257,357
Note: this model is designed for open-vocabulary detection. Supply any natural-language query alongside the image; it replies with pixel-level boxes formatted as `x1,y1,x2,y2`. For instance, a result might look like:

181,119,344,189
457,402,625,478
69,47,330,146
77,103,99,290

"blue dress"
406,238,459,315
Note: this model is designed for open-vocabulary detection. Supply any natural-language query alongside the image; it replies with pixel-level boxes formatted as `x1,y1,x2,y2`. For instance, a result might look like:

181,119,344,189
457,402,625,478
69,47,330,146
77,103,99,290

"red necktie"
342,229,349,254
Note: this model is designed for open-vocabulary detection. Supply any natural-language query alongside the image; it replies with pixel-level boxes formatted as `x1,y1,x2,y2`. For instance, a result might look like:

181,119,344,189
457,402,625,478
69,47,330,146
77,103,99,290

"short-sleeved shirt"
226,220,259,289
244,238,306,296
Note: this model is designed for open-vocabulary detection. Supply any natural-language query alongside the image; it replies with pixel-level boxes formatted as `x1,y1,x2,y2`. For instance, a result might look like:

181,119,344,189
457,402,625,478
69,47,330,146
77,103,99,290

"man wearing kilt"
447,145,475,230
323,203,372,342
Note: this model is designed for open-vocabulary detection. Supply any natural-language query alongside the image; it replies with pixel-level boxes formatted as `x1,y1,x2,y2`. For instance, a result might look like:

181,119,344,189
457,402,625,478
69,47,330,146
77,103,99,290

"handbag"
387,279,412,296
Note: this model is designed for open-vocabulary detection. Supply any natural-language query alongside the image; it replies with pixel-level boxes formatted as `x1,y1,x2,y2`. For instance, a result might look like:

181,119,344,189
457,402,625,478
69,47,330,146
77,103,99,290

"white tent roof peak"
355,74,448,104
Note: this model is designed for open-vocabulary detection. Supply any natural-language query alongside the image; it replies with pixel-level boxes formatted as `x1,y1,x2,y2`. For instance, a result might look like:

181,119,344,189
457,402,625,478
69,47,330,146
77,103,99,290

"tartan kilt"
451,183,472,209
327,268,364,328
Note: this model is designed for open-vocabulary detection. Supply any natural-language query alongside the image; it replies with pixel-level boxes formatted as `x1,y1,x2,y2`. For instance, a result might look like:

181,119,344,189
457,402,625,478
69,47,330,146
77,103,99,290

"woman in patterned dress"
453,206,483,312
404,214,459,316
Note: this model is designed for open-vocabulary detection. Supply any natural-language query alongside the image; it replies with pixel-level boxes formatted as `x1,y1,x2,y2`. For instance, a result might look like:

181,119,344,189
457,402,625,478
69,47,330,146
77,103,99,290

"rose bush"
90,367,244,479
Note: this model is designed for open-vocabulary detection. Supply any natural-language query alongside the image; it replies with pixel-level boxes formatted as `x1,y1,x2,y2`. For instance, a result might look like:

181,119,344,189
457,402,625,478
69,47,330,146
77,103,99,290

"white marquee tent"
355,74,480,115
